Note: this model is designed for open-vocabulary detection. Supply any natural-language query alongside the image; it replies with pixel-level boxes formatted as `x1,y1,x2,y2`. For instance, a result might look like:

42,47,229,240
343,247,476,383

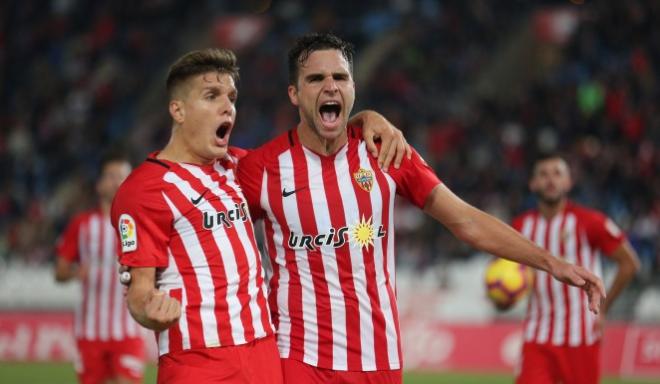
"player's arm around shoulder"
422,184,606,314
125,267,181,332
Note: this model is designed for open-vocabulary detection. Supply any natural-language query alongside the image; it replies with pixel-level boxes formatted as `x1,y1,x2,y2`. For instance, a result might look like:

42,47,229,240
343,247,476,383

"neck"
100,200,111,216
296,121,347,156
538,198,567,219
157,127,215,165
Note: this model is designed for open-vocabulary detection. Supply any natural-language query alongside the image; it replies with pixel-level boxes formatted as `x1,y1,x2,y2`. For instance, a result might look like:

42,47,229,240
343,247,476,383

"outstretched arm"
125,267,181,332
423,184,607,314
349,110,411,171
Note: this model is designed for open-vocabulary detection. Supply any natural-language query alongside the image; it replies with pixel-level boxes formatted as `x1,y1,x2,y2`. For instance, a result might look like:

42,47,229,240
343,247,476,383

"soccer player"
55,154,145,384
110,48,409,384
513,154,640,384
236,32,607,384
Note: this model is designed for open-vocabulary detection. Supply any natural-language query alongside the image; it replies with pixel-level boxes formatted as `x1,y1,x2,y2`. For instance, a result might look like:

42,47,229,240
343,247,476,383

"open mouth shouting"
318,100,342,130
215,121,232,147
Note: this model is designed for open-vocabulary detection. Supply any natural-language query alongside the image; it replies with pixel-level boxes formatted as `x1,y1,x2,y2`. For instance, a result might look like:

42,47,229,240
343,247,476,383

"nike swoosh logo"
282,187,305,197
190,189,208,205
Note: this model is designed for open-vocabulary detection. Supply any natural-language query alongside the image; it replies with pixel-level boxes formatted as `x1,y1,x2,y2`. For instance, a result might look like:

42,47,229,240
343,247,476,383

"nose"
218,96,235,116
322,76,338,93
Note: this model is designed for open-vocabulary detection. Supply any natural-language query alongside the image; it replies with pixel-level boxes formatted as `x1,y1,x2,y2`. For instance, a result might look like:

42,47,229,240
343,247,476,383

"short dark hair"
532,152,566,167
288,32,354,85
166,48,239,98
100,151,131,172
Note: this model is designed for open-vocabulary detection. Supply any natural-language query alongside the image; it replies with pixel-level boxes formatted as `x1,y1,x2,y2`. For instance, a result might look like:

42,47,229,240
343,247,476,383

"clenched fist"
143,289,181,332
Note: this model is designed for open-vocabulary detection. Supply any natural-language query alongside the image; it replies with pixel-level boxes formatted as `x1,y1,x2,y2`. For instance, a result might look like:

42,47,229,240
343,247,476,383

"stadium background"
1,0,658,382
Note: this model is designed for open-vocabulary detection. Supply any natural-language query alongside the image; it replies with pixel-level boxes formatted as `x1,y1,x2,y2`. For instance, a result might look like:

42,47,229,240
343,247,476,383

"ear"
169,100,185,124
288,85,299,106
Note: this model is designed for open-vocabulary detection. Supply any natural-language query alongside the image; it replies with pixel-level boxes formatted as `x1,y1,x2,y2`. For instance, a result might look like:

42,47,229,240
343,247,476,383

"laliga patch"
353,168,374,192
119,214,137,252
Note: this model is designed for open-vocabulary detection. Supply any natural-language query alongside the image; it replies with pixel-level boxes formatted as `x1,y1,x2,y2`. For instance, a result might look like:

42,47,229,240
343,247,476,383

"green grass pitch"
0,363,656,383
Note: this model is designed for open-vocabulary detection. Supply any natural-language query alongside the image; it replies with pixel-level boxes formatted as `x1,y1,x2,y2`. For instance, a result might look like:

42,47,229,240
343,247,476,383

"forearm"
451,206,558,273
603,243,640,314
125,267,171,332
54,259,80,282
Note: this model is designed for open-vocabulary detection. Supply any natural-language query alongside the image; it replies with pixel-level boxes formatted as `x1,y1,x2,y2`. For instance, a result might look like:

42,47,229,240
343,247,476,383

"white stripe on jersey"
305,148,349,370
563,214,582,346
533,217,551,344
161,190,222,348
85,215,100,340
581,232,597,345
549,215,566,346
279,150,319,366
333,147,377,370
521,216,538,342
98,219,114,341
358,144,399,369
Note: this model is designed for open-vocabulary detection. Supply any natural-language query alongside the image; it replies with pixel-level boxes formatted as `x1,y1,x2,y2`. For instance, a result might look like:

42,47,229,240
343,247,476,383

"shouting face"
169,71,237,163
288,49,355,144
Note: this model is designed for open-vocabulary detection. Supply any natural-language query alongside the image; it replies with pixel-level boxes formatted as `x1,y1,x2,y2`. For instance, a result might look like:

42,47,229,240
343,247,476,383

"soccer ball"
485,258,534,310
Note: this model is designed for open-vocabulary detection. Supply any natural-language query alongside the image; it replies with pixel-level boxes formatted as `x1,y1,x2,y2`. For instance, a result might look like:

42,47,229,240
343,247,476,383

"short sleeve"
236,151,266,220
586,212,626,255
111,185,172,268
55,215,83,262
386,147,442,209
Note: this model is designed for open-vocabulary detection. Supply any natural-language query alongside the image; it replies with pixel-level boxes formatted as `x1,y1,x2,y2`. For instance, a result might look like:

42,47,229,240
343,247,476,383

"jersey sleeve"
111,184,172,268
585,211,626,256
55,215,84,262
236,150,266,220
386,146,442,209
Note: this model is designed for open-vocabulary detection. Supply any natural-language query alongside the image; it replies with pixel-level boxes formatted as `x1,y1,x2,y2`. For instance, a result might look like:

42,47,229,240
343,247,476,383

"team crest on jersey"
353,168,374,192
118,214,137,252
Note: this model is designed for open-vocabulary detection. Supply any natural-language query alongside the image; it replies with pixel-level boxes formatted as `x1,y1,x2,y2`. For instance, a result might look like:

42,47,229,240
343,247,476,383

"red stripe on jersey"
265,157,305,362
544,216,555,344
369,154,402,363
168,288,184,351
346,139,389,370
164,170,234,347
559,213,571,345
94,222,105,340
575,227,586,345
321,155,363,371
206,166,257,342
290,145,334,368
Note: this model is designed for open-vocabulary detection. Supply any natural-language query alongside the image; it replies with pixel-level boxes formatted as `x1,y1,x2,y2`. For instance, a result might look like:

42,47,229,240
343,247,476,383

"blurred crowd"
1,1,658,281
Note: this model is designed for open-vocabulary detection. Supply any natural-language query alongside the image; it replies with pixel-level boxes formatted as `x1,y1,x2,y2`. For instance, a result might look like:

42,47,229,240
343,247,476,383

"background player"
513,154,640,384
237,32,607,384
111,47,409,383
55,154,145,384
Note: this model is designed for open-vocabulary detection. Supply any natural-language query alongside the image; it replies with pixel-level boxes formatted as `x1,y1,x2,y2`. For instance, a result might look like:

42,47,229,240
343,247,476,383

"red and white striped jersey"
56,209,141,341
237,127,441,371
111,150,273,357
512,201,625,347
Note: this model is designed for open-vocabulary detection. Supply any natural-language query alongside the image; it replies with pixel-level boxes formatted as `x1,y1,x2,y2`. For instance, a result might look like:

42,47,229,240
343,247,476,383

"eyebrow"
304,71,349,81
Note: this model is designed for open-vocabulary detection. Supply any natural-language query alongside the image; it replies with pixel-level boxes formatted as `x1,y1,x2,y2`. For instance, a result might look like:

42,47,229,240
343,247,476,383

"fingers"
381,138,398,172
364,131,378,158
145,290,181,327
377,137,393,170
